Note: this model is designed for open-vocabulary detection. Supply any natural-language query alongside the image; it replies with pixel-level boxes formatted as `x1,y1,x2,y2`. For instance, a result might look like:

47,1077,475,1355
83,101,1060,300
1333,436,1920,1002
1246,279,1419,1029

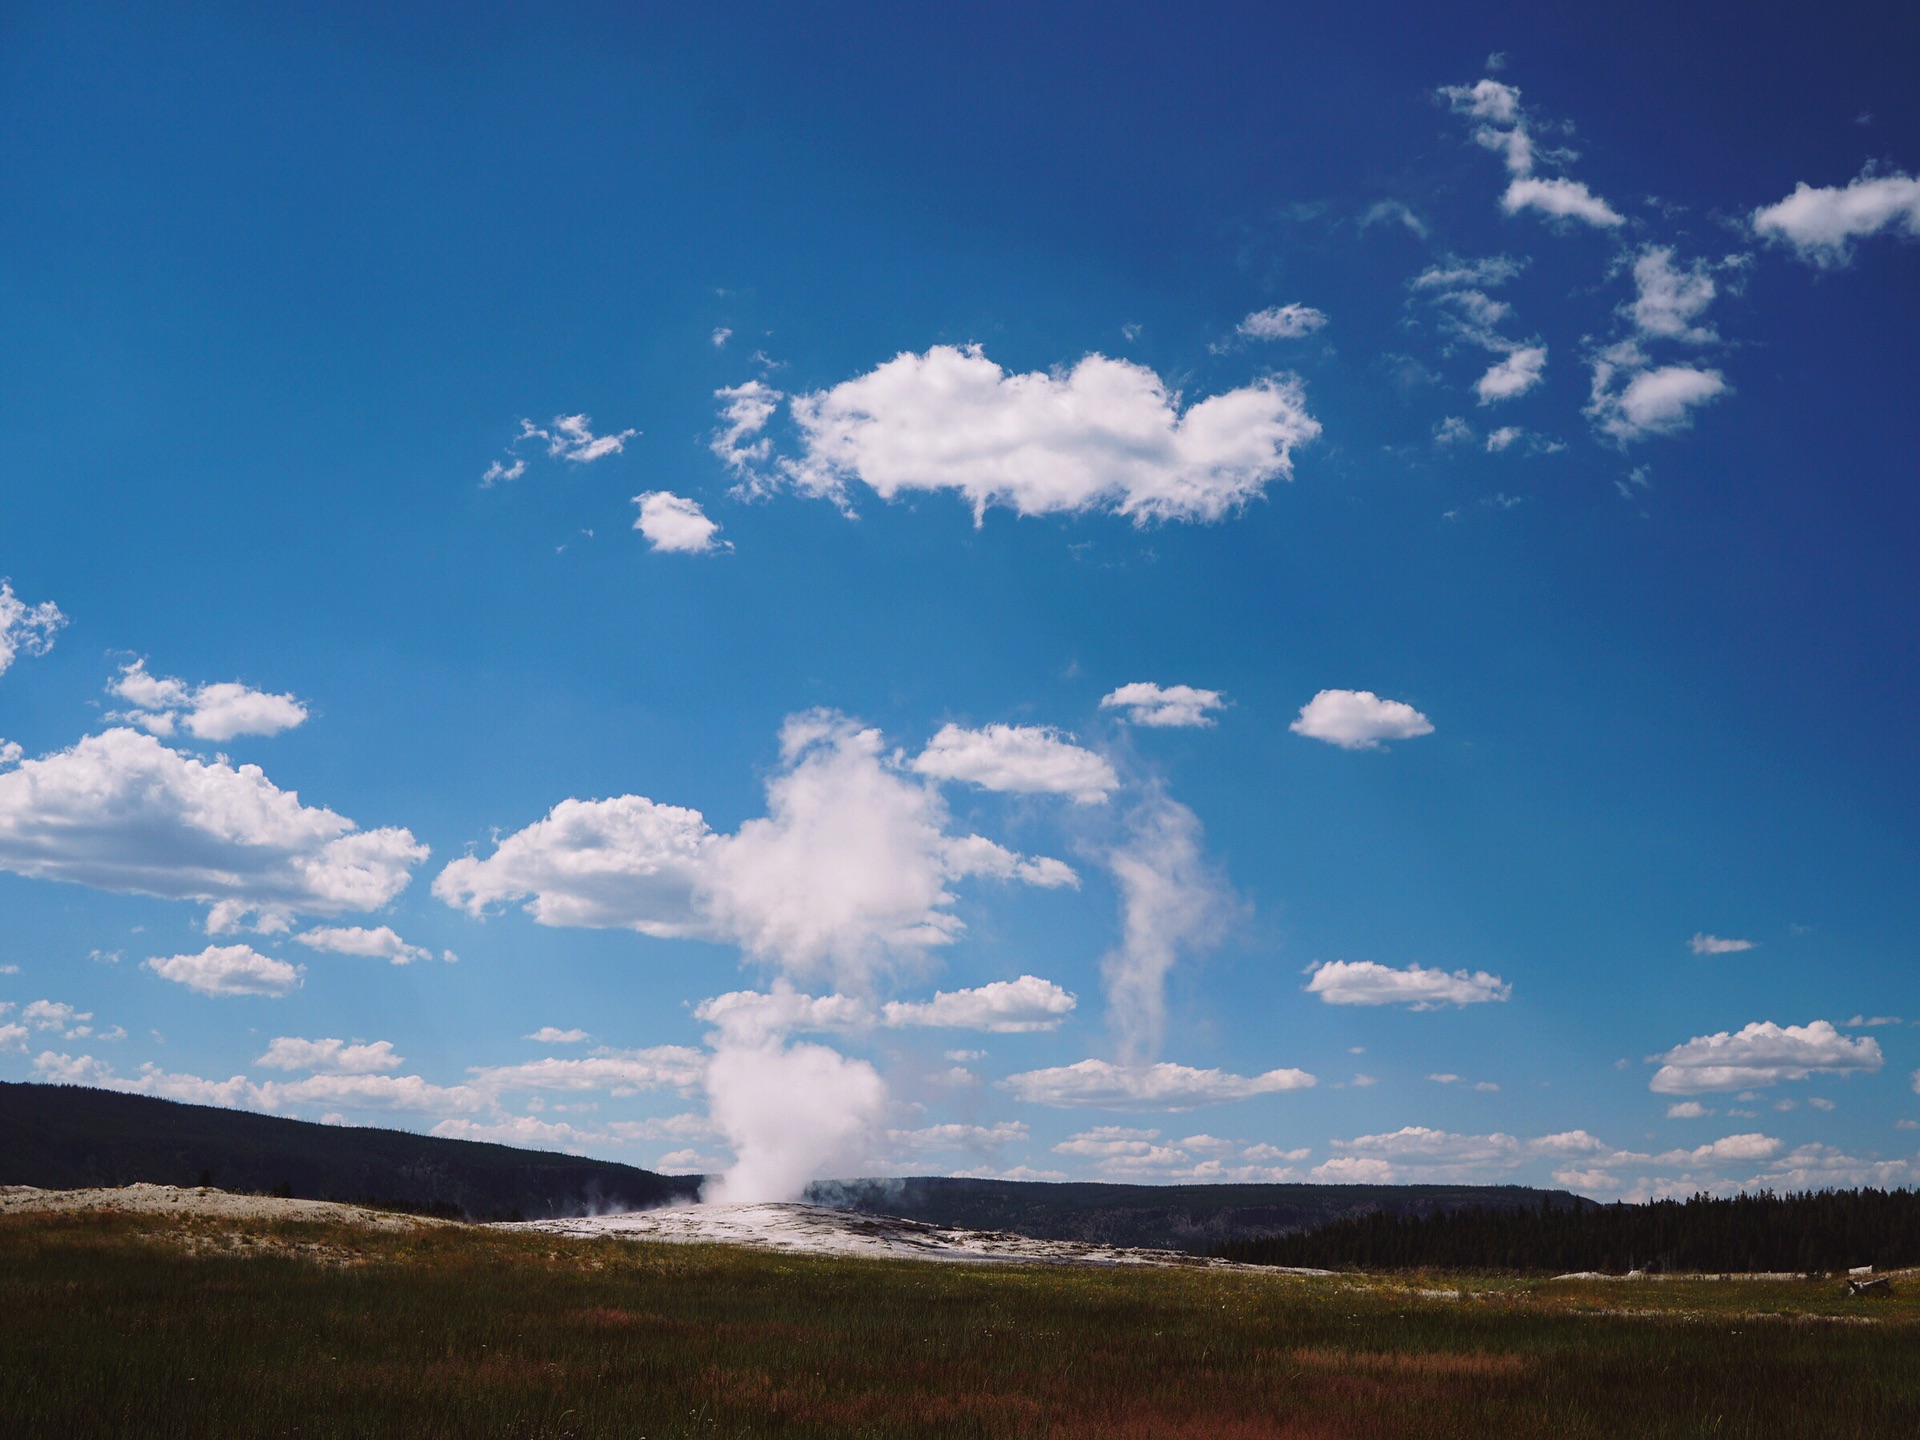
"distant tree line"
1217,1189,1920,1274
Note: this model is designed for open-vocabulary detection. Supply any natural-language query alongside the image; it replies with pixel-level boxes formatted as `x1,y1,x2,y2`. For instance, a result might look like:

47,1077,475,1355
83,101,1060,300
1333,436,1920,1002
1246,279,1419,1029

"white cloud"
911,723,1117,804
109,661,309,742
1587,349,1729,442
22,999,93,1033
1666,1101,1711,1118
1434,416,1474,446
0,581,66,677
0,1023,24,1051
1627,247,1719,342
775,345,1320,525
1238,304,1328,340
480,458,526,486
1443,76,1623,229
1305,960,1510,1009
1501,176,1624,228
1485,426,1522,452
526,1027,589,1044
1360,200,1428,239
710,380,783,485
0,728,426,930
711,327,732,348
430,1115,601,1150
1048,1124,1308,1181
882,975,1077,1033
275,1071,489,1113
1752,171,1920,266
1290,689,1434,750
145,944,303,997
694,985,875,1045
1475,345,1547,403
470,1048,708,1097
256,1036,403,1073
1002,1058,1314,1109
33,1051,486,1115
1690,933,1754,955
888,1120,1029,1154
1102,791,1233,1060
538,414,638,464
1649,1019,1883,1093
1414,257,1525,291
294,925,434,965
1313,1125,1524,1182
435,710,1073,991
1442,78,1523,125
1099,682,1226,729
632,492,729,554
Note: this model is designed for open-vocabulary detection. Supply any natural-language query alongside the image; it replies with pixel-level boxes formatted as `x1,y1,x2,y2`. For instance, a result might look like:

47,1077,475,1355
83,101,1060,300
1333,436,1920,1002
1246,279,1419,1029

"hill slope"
0,1083,702,1219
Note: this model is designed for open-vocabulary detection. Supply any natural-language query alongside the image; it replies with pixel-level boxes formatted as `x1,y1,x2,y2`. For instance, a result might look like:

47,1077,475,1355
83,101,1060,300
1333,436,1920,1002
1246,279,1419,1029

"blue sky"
3,1,1918,1201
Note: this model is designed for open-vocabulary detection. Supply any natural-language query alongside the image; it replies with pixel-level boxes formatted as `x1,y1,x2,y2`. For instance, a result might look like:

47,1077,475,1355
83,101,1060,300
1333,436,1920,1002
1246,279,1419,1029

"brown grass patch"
1289,1345,1528,1379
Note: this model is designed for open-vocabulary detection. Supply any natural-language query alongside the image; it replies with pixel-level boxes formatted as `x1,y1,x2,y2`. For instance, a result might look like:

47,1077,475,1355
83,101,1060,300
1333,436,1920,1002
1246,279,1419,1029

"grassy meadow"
4,1208,1917,1439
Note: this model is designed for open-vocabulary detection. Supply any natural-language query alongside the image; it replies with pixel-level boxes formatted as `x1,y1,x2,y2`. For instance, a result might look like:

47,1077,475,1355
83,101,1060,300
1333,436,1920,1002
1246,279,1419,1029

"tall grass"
3,1210,1916,1438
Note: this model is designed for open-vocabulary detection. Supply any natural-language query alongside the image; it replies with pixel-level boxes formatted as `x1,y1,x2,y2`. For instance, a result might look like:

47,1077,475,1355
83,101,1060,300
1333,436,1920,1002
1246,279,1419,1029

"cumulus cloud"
1443,76,1623,229
1649,1020,1883,1093
145,944,302,997
470,1048,707,1098
710,380,783,485
256,1036,403,1073
1752,171,1920,266
1501,176,1624,228
1050,1125,1308,1182
1627,247,1720,343
1099,682,1226,729
1690,933,1755,955
1102,791,1234,1060
1290,689,1434,750
1474,344,1548,403
769,344,1319,524
1313,1126,1524,1182
0,728,426,931
1586,345,1728,443
632,492,729,554
20,999,94,1039
435,710,1073,991
0,581,66,677
294,925,436,965
1305,960,1510,1009
882,975,1076,1033
1414,257,1525,291
526,1026,589,1044
109,661,308,742
531,414,638,464
911,723,1117,804
1003,1058,1314,1110
1238,304,1328,340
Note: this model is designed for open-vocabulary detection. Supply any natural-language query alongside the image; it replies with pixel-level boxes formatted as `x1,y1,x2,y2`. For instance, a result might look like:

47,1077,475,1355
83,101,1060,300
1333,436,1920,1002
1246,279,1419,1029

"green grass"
4,1210,1917,1438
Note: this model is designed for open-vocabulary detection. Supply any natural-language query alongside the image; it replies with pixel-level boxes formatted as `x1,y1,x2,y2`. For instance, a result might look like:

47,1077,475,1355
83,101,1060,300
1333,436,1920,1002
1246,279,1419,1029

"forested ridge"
1218,1188,1920,1274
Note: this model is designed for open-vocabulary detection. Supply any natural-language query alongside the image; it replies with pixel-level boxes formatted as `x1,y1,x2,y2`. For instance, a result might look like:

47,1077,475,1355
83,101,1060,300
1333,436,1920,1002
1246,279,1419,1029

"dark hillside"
810,1175,1579,1253
0,1083,702,1220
